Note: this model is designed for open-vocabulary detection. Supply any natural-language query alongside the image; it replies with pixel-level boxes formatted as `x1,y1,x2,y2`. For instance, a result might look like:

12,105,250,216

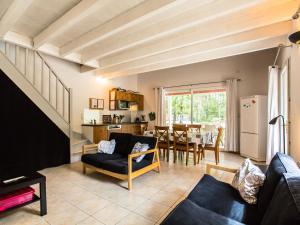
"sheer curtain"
267,66,280,163
154,87,165,126
225,79,239,152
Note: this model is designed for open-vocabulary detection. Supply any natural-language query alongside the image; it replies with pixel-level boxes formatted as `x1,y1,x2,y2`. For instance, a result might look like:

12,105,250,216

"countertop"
82,121,148,126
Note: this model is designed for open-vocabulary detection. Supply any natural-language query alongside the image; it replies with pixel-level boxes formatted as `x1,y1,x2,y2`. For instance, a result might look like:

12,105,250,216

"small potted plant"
148,112,156,121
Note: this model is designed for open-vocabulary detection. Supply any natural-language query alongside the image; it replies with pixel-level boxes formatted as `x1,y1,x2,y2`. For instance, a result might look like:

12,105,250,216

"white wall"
277,20,300,163
137,49,276,129
44,54,138,133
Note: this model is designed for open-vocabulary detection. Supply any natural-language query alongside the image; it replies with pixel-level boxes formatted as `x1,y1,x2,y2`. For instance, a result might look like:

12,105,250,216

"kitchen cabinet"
109,89,144,111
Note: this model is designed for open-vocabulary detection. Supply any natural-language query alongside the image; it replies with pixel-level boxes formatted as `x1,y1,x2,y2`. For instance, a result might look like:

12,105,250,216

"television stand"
0,172,47,216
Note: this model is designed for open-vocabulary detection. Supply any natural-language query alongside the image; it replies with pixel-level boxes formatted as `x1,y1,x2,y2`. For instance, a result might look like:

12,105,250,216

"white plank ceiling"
0,0,298,78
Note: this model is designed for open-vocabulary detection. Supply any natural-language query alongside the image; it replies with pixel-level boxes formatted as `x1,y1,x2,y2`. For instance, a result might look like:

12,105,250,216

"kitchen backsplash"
83,108,131,124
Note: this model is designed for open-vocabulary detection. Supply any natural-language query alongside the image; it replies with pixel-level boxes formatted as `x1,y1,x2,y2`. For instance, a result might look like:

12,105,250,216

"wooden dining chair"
198,127,223,165
154,126,170,161
187,124,202,133
173,126,197,166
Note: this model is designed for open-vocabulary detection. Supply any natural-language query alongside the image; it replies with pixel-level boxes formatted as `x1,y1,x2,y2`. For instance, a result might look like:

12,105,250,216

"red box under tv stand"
0,172,47,216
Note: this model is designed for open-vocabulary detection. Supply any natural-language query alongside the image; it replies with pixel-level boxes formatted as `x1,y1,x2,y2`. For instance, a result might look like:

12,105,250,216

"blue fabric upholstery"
100,158,152,174
109,132,132,155
257,153,300,216
187,174,258,225
161,199,246,225
261,173,300,225
81,153,123,168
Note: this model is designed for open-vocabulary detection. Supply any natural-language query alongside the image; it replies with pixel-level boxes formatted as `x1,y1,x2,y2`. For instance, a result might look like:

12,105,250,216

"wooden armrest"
128,149,158,159
82,144,98,154
206,163,238,175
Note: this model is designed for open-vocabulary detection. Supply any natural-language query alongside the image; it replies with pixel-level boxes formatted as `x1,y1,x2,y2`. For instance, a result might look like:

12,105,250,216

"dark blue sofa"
161,153,300,225
81,133,159,190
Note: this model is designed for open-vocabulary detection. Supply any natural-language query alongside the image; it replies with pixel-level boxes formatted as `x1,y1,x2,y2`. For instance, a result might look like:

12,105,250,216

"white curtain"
154,87,165,126
267,66,280,163
225,79,239,152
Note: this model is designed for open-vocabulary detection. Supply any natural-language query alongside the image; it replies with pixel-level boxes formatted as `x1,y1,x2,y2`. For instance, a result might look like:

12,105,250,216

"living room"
1,0,300,225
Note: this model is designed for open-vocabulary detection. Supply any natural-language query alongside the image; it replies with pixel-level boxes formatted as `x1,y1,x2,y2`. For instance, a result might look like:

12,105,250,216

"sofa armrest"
128,148,158,159
82,144,98,155
206,163,238,175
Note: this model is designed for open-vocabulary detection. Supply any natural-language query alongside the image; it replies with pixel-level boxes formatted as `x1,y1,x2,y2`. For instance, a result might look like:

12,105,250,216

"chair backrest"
172,123,187,129
215,127,223,150
154,126,170,143
188,124,201,134
173,126,188,146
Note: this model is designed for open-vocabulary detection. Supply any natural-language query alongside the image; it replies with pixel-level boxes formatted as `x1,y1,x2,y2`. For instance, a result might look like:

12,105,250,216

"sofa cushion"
161,199,246,225
100,158,152,174
81,153,123,168
187,174,258,225
129,135,157,161
109,132,132,155
261,173,300,225
257,153,300,216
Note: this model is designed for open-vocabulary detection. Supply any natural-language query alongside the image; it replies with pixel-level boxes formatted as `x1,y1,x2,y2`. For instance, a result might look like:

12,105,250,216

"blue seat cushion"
261,173,300,225
81,153,123,168
161,199,246,225
100,158,152,174
257,153,300,216
187,174,258,225
109,132,132,155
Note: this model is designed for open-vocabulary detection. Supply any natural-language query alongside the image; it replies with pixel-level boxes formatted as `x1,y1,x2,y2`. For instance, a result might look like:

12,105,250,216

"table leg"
39,179,47,216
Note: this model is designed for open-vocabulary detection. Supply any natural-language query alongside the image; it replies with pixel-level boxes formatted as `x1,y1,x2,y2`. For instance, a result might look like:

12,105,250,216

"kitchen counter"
82,121,148,126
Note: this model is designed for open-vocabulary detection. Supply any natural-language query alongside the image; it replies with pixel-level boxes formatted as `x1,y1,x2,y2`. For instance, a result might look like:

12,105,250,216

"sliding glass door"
164,87,226,126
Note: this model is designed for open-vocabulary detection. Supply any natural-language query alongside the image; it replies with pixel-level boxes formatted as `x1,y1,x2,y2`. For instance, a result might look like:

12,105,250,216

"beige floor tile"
151,190,183,207
76,216,104,225
76,196,111,215
116,212,154,225
93,203,130,225
134,200,170,222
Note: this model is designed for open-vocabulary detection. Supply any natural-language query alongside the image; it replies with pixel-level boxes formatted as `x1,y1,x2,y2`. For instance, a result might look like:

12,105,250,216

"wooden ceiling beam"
60,0,181,57
0,0,34,37
99,35,287,79
96,21,292,74
33,0,105,49
94,0,296,66
81,0,267,62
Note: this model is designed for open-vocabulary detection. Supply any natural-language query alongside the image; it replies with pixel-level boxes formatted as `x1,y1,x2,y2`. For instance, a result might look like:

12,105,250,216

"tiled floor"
0,152,244,225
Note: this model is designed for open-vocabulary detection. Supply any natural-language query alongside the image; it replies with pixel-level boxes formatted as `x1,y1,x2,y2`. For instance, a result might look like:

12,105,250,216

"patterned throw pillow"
232,158,266,204
131,142,149,163
97,139,116,154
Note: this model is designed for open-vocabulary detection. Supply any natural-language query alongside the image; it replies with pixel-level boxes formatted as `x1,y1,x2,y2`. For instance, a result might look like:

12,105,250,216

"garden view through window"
164,89,226,127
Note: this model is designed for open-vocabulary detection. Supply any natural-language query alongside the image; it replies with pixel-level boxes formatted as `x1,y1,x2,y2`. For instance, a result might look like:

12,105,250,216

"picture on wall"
89,98,104,109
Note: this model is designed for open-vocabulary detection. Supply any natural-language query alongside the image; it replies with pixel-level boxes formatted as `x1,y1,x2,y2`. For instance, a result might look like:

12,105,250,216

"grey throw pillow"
131,142,149,163
232,158,266,204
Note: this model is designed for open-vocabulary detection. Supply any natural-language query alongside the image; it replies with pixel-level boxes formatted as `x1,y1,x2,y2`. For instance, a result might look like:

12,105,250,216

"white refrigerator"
240,95,267,161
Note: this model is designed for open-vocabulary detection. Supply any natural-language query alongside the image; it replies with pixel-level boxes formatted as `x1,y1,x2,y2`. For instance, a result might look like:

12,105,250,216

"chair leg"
193,148,197,165
128,178,132,190
217,150,220,164
82,164,86,174
155,149,161,173
173,148,177,163
186,150,189,166
214,151,218,165
167,147,170,162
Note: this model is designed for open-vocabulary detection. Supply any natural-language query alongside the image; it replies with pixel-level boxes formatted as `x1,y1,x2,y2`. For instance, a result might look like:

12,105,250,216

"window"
164,87,226,126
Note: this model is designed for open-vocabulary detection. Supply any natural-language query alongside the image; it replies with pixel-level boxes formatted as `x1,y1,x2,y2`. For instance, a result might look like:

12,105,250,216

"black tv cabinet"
0,172,47,216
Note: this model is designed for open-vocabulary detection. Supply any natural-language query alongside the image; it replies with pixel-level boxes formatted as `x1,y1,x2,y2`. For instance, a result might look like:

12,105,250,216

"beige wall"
137,49,275,129
44,54,138,133
277,20,300,162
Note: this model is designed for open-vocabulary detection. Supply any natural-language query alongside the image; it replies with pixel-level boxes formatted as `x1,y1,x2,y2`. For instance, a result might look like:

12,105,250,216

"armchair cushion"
109,132,132,155
261,173,300,225
187,174,258,225
128,135,156,161
161,199,246,225
81,153,123,168
100,158,152,174
257,153,300,216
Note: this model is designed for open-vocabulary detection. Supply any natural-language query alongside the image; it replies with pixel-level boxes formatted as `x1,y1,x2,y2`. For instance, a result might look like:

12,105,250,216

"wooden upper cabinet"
109,89,144,111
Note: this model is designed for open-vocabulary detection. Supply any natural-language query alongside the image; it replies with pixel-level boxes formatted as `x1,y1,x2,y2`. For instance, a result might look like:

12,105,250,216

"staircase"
0,40,71,137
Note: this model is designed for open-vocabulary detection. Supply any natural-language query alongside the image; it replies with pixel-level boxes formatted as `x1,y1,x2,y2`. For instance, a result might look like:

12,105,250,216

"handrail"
0,40,71,125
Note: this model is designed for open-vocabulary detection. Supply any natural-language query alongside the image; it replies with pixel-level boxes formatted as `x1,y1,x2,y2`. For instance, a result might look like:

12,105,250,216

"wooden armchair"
154,126,170,161
199,127,223,165
82,142,160,190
